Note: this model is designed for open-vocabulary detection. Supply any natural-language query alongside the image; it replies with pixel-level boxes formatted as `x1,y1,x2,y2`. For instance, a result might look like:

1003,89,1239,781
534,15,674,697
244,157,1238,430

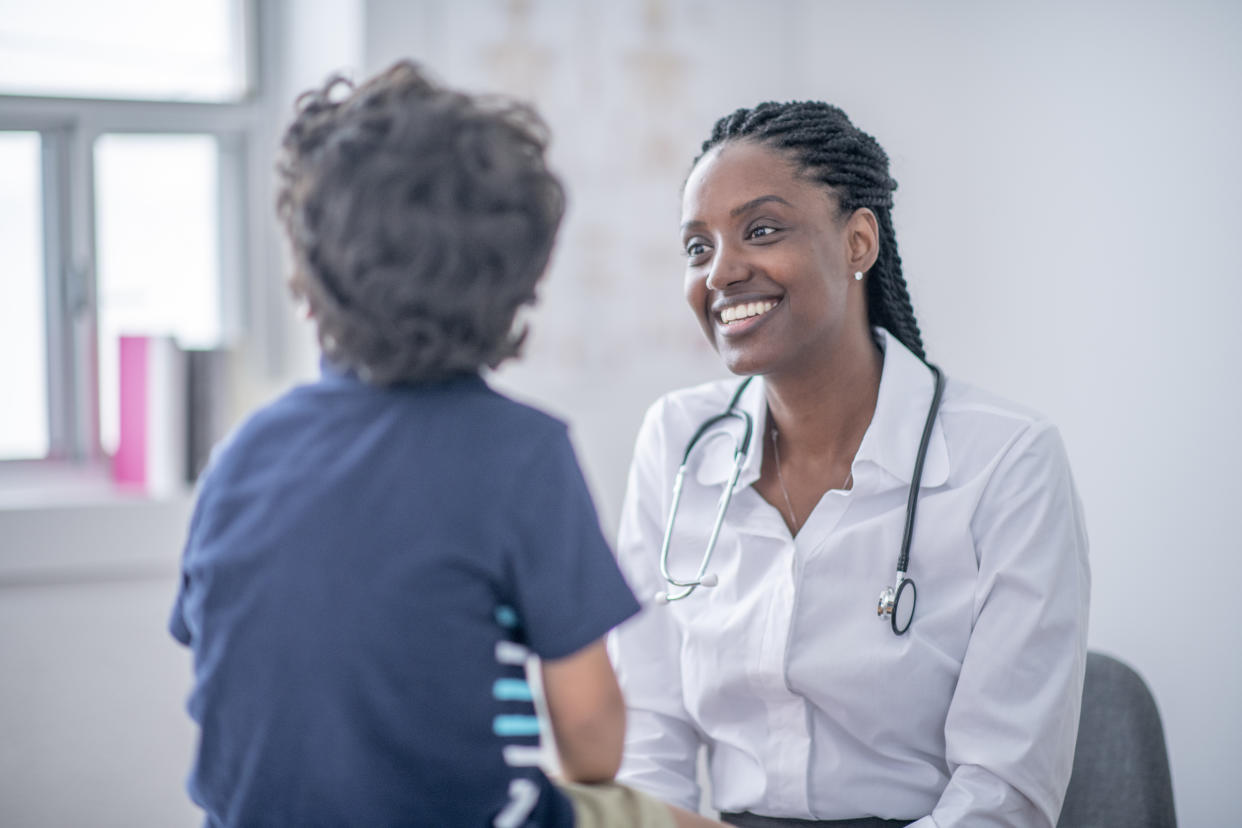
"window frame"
0,0,263,475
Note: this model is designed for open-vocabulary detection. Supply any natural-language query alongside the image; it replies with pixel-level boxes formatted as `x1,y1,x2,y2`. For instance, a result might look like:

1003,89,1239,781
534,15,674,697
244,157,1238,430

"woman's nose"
704,245,751,291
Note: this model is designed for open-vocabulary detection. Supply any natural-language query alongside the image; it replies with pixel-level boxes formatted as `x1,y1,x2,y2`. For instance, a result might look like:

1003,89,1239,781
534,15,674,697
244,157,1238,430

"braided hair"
696,102,925,360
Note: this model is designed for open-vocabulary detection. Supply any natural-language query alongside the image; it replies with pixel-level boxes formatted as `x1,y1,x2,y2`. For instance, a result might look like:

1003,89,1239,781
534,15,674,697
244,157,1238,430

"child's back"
173,365,635,825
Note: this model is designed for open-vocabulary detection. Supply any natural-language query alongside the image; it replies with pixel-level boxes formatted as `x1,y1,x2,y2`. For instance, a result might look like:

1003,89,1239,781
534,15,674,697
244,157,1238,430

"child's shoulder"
415,376,572,455
458,379,568,435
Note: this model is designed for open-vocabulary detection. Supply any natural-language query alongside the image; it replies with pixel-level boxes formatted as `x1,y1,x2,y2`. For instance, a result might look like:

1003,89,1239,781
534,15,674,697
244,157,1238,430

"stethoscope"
656,363,945,636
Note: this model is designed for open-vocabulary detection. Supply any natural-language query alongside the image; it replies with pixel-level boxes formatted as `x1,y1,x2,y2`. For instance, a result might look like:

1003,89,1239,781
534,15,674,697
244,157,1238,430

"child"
170,60,720,828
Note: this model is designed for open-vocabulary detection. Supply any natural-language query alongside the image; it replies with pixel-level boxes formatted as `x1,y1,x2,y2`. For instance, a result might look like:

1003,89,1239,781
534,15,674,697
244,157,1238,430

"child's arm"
541,638,625,784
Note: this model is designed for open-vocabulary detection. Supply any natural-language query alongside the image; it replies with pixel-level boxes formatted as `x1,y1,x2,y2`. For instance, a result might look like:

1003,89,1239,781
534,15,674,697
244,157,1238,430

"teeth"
721,300,776,324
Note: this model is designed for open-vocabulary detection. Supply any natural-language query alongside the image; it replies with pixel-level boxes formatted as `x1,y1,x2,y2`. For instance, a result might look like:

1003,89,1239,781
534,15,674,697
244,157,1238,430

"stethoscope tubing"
657,380,754,602
897,364,945,574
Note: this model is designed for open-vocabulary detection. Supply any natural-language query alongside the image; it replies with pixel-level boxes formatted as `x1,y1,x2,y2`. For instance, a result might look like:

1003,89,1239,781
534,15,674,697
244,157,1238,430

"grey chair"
1056,651,1177,827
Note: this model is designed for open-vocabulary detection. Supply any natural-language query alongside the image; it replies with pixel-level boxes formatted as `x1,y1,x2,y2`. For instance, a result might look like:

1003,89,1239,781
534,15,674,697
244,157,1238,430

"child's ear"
289,280,315,320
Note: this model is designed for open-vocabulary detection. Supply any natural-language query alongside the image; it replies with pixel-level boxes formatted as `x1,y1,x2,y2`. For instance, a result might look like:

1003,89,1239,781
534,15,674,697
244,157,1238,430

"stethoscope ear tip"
654,592,670,604
699,573,719,587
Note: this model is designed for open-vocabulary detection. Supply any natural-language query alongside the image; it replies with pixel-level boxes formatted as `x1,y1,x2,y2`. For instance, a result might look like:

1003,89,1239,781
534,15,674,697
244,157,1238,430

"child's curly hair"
276,60,565,384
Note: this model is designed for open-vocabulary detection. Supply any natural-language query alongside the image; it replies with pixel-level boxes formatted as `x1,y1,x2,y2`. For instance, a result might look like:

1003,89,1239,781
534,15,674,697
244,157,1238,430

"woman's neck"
762,332,883,462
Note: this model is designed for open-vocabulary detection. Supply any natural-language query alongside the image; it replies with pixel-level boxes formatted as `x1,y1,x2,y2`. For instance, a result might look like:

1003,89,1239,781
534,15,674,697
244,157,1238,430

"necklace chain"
770,427,799,531
770,426,853,534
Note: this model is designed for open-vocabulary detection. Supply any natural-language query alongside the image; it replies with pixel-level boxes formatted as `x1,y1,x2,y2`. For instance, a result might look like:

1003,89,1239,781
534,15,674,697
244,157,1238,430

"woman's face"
680,140,872,378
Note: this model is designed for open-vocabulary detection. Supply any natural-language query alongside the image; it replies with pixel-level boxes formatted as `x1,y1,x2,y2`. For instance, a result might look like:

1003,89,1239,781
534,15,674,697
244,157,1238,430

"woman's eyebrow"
730,194,794,217
681,194,795,231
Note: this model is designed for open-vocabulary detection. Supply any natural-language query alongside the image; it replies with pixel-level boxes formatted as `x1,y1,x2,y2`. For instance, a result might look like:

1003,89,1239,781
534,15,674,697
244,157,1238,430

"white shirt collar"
691,328,948,490
857,328,949,488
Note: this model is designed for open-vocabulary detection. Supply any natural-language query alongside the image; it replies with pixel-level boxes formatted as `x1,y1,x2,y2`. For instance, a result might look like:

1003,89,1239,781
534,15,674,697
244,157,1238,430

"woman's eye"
685,241,708,258
748,225,777,239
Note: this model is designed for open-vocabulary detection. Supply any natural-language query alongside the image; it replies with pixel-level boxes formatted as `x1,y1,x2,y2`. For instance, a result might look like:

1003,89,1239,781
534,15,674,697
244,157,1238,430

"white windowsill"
0,460,191,510
0,462,195,585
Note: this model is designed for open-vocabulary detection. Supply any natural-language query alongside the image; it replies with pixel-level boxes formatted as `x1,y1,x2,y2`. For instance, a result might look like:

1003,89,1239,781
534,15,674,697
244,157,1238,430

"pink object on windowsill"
112,335,186,495
112,336,149,489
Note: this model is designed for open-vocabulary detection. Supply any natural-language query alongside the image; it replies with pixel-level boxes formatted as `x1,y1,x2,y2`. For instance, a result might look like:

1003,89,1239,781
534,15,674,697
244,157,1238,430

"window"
0,0,249,102
0,132,49,460
95,133,223,453
0,1,257,474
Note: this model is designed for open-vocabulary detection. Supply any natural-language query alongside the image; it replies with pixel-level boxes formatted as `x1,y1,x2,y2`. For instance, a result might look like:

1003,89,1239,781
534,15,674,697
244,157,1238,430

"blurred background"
1,0,1238,825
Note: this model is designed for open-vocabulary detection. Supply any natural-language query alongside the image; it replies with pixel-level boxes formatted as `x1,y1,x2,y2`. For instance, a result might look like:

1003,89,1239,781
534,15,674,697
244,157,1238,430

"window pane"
95,133,221,453
0,132,50,460
0,0,247,102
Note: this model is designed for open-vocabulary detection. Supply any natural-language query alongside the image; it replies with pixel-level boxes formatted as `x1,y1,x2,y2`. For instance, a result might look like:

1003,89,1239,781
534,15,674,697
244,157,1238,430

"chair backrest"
1057,651,1177,827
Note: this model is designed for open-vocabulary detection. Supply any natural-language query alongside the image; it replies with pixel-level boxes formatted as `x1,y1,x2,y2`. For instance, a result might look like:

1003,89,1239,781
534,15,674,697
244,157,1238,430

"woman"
609,102,1091,827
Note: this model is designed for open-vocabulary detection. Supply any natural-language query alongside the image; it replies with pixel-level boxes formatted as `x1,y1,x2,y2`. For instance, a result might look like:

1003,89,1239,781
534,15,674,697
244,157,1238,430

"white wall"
368,1,1240,825
0,497,198,828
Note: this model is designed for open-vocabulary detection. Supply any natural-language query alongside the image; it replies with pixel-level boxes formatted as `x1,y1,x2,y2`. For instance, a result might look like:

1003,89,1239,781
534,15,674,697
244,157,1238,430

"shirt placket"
774,486,859,817
725,491,799,816
763,539,811,815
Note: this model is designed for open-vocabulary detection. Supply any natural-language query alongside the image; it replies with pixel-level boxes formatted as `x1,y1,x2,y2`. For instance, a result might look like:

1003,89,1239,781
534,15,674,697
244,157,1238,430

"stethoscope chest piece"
877,573,917,636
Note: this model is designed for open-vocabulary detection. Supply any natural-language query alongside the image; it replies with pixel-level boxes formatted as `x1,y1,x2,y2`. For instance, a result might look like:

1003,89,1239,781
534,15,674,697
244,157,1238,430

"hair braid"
694,101,926,360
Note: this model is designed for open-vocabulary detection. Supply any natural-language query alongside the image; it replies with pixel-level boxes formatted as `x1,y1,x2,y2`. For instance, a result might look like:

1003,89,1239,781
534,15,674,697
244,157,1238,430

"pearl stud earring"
854,271,864,281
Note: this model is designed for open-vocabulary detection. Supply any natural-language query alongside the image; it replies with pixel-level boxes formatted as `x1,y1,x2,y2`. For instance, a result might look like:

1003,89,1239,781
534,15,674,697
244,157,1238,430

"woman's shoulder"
940,375,1046,428
624,376,755,465
938,375,1070,476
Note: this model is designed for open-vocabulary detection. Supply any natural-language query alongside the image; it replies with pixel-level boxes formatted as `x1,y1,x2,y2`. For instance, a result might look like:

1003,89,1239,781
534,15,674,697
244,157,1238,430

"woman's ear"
846,208,880,275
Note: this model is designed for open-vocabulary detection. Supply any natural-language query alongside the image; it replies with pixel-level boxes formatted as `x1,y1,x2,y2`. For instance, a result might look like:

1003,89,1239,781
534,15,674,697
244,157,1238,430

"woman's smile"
715,297,781,331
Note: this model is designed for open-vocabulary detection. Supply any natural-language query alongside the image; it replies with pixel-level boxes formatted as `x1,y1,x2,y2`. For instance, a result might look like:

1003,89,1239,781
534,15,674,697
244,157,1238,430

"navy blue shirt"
170,365,640,827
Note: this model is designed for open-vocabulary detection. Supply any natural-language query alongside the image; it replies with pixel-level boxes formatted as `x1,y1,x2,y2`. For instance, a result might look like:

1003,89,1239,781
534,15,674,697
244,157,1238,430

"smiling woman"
609,101,1091,828
681,139,881,398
